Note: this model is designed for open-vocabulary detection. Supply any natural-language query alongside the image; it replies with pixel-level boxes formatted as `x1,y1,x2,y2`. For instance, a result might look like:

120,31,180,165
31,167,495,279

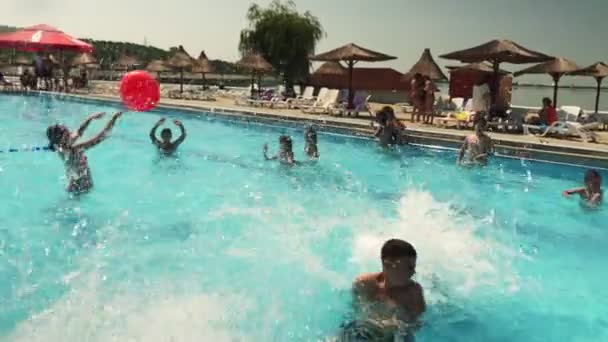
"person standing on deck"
471,75,491,118
409,73,424,123
422,76,437,124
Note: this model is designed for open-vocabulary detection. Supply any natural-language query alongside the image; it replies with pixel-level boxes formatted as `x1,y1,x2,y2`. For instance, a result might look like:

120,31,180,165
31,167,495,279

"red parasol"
0,24,93,52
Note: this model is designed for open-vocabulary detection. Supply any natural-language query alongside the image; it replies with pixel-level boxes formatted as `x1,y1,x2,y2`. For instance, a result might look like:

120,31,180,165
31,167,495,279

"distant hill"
0,25,239,74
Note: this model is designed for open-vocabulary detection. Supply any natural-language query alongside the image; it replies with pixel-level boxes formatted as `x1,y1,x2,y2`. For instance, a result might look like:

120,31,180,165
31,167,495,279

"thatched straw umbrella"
146,59,169,79
569,62,608,113
311,43,396,108
404,48,447,81
446,62,510,74
193,50,213,88
72,53,97,67
313,61,347,76
440,39,552,104
166,45,195,94
514,57,580,107
236,51,273,97
113,54,140,71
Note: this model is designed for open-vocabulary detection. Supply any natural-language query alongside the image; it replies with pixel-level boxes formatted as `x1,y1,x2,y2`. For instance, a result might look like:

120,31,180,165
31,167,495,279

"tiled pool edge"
4,90,608,169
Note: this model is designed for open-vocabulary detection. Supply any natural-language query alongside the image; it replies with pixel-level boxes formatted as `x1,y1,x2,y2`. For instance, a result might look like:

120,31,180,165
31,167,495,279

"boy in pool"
457,118,493,166
263,135,296,165
47,111,122,194
563,169,603,206
150,118,187,155
341,239,425,341
374,107,404,148
304,126,319,159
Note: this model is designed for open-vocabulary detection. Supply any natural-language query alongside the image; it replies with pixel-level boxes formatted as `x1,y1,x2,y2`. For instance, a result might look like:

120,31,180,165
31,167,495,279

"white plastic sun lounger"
302,89,339,114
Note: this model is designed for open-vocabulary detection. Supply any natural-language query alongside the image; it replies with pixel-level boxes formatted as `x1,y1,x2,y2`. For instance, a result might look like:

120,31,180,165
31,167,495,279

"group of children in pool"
45,110,601,341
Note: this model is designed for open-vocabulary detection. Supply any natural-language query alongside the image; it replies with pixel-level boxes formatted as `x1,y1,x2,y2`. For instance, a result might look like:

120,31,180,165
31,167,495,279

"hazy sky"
5,0,608,84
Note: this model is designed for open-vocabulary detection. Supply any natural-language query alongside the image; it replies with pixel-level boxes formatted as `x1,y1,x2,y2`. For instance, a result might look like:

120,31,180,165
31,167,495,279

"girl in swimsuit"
304,126,320,159
47,112,122,194
563,169,603,207
263,135,296,165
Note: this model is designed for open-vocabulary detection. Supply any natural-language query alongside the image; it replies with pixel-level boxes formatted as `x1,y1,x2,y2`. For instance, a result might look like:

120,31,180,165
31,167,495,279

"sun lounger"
330,92,371,116
523,121,598,142
435,111,476,129
292,86,321,108
302,89,340,114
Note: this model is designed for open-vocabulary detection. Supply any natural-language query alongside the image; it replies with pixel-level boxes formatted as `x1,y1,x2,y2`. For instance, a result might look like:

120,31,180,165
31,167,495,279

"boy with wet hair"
150,118,187,155
340,239,425,341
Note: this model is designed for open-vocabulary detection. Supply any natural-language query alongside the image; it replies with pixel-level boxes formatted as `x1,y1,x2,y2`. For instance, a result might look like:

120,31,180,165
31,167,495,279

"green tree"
239,0,324,93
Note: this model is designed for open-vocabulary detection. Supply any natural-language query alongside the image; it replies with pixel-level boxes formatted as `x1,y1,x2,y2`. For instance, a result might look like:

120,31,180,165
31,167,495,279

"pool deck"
4,90,608,168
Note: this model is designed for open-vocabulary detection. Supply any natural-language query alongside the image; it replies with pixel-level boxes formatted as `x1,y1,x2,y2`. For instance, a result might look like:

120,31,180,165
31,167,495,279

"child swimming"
337,239,425,341
304,126,319,159
46,112,122,194
263,135,296,165
563,169,603,207
150,118,187,155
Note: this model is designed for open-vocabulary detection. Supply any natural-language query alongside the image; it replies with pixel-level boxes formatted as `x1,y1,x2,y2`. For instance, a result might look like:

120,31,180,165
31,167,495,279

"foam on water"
351,189,520,303
9,271,253,342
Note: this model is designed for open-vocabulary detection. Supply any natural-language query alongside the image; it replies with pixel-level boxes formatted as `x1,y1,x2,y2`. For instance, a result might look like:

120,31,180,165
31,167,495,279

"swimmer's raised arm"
263,144,277,160
150,118,165,146
457,138,468,164
173,120,186,147
74,112,105,140
74,112,122,150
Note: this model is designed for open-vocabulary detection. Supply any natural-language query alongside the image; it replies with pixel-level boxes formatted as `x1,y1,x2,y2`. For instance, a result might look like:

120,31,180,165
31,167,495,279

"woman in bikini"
422,76,436,124
47,112,122,195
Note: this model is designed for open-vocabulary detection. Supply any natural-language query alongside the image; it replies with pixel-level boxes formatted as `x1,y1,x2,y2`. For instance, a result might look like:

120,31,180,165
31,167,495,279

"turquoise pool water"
0,93,606,341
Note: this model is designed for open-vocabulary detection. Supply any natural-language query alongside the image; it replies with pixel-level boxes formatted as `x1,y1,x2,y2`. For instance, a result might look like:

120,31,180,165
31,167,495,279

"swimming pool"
0,93,606,341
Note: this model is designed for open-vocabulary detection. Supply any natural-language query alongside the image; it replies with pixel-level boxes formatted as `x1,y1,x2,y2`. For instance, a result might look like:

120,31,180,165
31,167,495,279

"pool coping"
3,90,608,169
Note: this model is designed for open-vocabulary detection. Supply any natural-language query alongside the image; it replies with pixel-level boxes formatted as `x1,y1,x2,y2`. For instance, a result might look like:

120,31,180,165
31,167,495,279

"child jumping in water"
263,135,296,165
46,112,122,194
150,118,187,155
563,169,603,207
304,126,319,159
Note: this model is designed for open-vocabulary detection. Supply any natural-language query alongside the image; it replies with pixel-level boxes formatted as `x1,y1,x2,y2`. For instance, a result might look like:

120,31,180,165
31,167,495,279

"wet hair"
279,135,293,148
542,97,552,106
585,169,601,183
46,124,69,151
305,126,317,141
161,128,172,138
475,117,488,130
381,239,417,260
377,106,395,126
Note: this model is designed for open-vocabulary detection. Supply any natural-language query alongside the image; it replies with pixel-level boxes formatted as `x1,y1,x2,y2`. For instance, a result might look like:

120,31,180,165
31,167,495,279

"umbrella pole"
492,60,500,107
202,73,206,89
552,74,560,107
595,77,603,113
250,72,255,98
348,60,354,109
180,68,184,94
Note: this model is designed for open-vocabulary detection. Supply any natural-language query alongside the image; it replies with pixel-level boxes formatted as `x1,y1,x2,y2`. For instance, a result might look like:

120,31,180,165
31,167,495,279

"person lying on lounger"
150,118,187,156
263,135,296,165
563,169,603,207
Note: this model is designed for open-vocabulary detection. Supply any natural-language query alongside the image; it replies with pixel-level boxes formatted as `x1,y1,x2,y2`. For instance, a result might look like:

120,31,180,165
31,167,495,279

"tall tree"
239,0,324,93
